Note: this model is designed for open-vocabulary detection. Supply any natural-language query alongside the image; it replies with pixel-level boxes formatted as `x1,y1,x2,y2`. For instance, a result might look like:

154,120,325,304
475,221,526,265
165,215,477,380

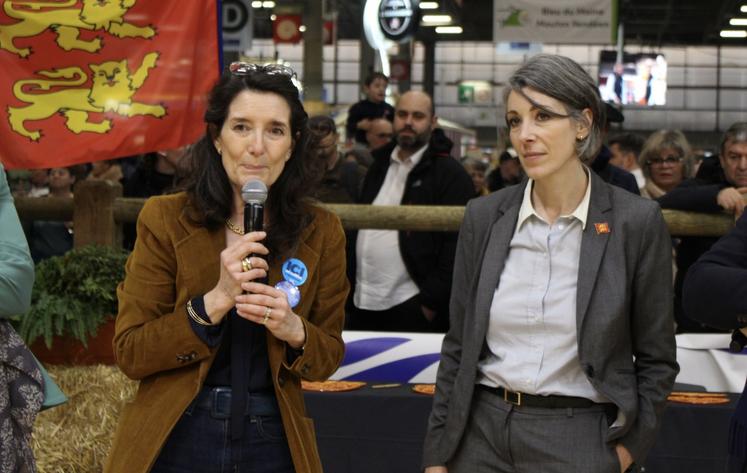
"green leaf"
19,245,129,347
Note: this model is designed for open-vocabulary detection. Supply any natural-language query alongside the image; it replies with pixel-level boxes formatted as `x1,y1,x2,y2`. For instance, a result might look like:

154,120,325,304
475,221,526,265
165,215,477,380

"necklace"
225,219,244,235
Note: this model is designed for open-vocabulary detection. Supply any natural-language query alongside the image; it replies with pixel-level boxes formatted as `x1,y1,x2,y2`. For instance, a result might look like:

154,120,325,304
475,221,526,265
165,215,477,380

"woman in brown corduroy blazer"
105,63,348,473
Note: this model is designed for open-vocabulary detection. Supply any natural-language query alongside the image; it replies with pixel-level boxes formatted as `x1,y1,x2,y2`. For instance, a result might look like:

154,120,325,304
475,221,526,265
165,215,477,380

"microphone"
241,179,268,283
241,179,268,234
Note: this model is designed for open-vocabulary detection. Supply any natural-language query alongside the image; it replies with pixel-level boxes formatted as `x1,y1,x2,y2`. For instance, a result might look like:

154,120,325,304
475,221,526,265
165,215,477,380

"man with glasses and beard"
347,91,473,333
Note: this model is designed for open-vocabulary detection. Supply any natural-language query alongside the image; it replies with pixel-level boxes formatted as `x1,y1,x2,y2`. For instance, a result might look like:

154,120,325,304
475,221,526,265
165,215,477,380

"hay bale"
32,365,137,472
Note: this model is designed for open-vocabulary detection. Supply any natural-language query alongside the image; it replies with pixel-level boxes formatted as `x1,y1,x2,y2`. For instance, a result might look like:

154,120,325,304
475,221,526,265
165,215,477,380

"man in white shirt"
609,133,646,191
348,91,474,332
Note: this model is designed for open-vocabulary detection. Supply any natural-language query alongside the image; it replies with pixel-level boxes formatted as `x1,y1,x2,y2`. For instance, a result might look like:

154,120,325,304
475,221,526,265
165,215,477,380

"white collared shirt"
631,167,646,190
477,168,609,402
354,145,428,310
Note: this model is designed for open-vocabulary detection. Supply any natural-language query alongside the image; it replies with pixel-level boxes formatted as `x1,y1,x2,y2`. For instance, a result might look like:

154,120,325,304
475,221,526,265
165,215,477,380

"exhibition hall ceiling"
254,1,746,46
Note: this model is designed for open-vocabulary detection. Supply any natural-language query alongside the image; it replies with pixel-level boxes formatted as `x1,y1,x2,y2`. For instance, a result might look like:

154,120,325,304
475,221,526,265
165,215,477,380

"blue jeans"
150,389,295,473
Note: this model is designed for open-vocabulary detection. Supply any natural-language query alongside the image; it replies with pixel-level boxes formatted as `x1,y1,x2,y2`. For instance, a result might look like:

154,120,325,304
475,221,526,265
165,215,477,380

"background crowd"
7,71,745,337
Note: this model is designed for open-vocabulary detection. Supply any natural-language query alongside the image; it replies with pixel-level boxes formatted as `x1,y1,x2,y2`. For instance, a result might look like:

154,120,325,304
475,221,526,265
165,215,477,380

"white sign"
331,331,746,392
494,0,616,45
222,0,253,53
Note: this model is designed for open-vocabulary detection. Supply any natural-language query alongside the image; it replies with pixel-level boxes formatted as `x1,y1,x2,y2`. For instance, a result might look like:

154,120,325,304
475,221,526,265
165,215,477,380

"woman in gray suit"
423,54,679,473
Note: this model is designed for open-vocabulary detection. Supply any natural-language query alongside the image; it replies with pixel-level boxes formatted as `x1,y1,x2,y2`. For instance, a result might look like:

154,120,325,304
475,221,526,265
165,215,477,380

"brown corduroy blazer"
105,192,349,473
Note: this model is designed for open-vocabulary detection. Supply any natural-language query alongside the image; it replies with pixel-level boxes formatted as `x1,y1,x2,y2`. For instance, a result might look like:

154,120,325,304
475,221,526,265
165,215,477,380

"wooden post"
73,180,122,248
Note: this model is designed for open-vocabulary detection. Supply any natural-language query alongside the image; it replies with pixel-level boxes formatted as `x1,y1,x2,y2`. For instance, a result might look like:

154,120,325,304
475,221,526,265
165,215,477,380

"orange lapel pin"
594,222,610,234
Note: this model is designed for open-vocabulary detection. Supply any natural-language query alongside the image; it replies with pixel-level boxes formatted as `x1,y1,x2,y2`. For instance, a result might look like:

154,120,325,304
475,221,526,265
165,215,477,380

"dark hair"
608,133,645,157
307,115,339,165
498,150,518,164
181,67,319,263
308,115,337,137
503,54,605,163
364,72,389,87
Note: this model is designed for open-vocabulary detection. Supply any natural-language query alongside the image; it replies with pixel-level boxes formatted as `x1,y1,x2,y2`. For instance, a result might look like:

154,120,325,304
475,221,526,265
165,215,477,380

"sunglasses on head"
229,62,297,79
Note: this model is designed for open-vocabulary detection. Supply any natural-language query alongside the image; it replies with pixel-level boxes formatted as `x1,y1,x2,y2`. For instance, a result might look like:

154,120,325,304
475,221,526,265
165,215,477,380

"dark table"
305,385,738,473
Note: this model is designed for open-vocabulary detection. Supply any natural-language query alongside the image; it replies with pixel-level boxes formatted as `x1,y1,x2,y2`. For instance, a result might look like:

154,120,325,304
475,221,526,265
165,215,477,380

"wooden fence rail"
13,180,737,248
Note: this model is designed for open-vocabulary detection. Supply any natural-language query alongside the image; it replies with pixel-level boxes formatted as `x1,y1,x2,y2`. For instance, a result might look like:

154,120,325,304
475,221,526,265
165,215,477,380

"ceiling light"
251,1,262,7
435,26,463,34
720,30,747,37
422,14,452,25
419,1,439,8
270,14,277,21
730,18,747,26
262,1,275,8
742,5,747,13
299,25,307,32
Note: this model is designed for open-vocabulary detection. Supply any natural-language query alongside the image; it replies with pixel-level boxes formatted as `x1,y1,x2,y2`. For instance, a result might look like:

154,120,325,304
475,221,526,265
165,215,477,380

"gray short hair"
503,54,605,164
721,122,747,156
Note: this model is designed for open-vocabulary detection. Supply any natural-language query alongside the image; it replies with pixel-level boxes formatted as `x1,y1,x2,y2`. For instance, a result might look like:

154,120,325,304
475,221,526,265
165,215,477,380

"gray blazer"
423,172,679,467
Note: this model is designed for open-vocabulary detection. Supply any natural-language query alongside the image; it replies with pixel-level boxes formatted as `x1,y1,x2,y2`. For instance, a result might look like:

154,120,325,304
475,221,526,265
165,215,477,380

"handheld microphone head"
241,179,268,205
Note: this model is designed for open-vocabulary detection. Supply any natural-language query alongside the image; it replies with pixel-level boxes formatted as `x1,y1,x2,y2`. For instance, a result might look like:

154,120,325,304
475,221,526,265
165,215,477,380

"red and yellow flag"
0,0,220,169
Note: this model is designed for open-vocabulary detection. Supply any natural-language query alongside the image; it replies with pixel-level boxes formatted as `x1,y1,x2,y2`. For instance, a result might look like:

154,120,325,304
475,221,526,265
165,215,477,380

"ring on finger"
262,306,272,324
241,257,253,272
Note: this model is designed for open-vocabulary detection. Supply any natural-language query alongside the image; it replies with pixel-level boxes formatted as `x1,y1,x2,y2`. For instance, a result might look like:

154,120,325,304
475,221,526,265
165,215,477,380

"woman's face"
467,166,486,193
48,167,74,192
648,146,685,191
215,89,294,194
505,88,590,182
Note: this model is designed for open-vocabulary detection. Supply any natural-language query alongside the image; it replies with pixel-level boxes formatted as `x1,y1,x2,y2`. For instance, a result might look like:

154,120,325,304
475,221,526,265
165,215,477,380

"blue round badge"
275,280,301,308
281,258,308,286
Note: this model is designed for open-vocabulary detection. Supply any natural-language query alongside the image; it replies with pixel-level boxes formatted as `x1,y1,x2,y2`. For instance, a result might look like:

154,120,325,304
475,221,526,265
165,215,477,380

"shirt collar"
390,143,428,167
517,166,592,230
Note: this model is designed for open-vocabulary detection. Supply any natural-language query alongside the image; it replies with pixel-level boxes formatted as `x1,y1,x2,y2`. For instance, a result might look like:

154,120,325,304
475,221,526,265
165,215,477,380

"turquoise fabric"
0,162,35,318
34,355,67,410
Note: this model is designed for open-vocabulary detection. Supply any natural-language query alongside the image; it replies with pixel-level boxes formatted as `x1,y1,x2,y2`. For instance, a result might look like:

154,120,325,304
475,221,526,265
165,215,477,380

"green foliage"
19,245,129,348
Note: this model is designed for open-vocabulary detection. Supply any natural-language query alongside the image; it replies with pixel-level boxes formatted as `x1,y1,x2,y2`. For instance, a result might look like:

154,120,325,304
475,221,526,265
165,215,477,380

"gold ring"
241,257,252,272
262,306,272,324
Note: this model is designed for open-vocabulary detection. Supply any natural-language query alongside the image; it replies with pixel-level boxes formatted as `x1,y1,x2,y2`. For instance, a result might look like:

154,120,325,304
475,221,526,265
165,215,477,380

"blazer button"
301,364,310,375
585,365,595,378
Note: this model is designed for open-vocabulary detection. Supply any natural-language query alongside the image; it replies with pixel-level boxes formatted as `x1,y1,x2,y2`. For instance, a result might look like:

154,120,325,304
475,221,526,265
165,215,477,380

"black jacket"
657,158,732,332
683,212,747,471
684,211,747,330
591,145,640,195
348,129,474,330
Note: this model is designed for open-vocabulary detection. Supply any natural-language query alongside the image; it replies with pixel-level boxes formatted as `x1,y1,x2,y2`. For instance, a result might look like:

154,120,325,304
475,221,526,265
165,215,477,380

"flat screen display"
598,50,667,106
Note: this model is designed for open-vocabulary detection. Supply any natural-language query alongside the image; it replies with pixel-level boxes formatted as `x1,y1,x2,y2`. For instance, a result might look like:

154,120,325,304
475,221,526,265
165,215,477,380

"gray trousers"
448,387,625,473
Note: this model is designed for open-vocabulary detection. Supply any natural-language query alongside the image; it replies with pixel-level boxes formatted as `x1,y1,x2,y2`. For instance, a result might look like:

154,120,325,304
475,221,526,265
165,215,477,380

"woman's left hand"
235,281,306,349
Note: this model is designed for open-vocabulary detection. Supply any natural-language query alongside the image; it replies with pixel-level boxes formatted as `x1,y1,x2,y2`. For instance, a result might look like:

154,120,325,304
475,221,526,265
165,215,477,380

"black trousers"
348,295,436,333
